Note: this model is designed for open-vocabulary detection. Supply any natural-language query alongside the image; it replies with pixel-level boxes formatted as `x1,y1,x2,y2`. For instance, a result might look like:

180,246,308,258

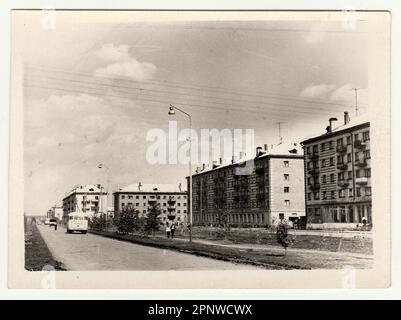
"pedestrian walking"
54,223,57,231
166,222,171,238
171,222,176,239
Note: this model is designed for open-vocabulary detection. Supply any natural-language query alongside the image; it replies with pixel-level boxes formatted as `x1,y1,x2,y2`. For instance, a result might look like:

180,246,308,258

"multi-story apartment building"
62,184,108,222
113,183,187,225
188,144,306,227
301,112,371,229
47,206,63,221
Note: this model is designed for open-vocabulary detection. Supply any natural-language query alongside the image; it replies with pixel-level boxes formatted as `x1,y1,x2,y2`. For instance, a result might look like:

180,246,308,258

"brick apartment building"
113,183,187,225
301,112,372,229
188,143,306,227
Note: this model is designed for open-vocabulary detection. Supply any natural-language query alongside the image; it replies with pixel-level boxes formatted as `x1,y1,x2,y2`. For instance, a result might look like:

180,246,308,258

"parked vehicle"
49,218,57,226
67,212,88,234
44,218,50,225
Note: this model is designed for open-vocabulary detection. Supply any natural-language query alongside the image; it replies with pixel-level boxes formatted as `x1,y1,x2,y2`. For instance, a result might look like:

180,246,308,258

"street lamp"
168,104,193,243
98,163,110,231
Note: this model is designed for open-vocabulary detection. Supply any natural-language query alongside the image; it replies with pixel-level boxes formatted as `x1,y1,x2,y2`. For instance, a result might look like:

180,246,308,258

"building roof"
63,184,107,200
116,183,186,193
192,142,303,177
301,114,370,144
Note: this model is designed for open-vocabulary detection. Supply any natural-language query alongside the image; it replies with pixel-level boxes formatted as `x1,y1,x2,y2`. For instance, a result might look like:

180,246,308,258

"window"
143,203,146,206
363,131,370,141
284,187,290,193
330,157,334,166
338,172,344,180
356,188,361,197
337,138,343,146
321,159,326,167
313,145,318,154
136,203,139,206
321,143,326,151
331,190,336,199
356,170,360,178
339,189,345,198
163,203,166,206
284,174,290,181
177,210,181,213
306,146,310,155
136,195,139,199
177,203,181,206
283,161,289,167
322,175,327,184
355,152,359,161
284,200,290,207
157,196,161,199
348,171,353,179
183,210,187,213
95,196,99,200
365,187,372,196
364,150,371,159
184,195,187,199
143,195,146,199
314,192,320,200
307,193,312,201
354,133,360,141
365,168,371,177
143,210,146,214
349,188,353,197
347,154,352,162
163,195,167,199
307,177,311,185
329,141,334,149
121,203,125,206
330,174,334,182
347,136,351,145
128,195,133,199
322,191,327,200
121,195,125,199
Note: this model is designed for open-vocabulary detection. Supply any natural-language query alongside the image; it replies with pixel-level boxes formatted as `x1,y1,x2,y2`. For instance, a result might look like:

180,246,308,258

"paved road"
37,224,258,270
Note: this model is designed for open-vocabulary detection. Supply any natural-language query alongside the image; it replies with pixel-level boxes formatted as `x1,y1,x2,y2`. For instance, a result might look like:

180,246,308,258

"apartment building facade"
113,183,187,225
188,144,306,227
301,112,372,229
62,184,108,222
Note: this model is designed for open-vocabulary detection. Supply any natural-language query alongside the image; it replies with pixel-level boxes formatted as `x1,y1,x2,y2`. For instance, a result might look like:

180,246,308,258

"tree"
114,205,140,234
89,213,106,231
144,203,162,236
276,218,290,255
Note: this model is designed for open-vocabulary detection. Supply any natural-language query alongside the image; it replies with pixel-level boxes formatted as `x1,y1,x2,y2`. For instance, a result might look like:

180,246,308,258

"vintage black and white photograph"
8,10,391,288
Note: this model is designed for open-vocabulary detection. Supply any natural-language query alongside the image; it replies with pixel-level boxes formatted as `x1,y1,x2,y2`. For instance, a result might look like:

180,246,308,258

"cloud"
94,43,157,80
329,83,354,101
300,84,336,98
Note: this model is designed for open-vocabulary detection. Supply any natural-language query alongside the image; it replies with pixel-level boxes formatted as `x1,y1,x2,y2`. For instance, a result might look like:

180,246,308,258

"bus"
67,212,88,234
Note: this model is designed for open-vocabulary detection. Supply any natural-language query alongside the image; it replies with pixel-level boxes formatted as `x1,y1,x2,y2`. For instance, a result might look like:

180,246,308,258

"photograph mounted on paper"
8,10,391,289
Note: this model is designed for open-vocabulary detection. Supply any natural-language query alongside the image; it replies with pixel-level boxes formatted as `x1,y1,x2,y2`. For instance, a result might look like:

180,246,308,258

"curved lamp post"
168,104,192,243
98,163,110,231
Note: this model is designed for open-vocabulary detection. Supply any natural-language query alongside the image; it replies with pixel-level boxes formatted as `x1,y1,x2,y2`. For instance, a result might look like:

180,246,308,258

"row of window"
308,150,370,169
137,209,187,214
121,202,186,207
306,130,370,154
194,213,265,224
307,168,371,184
307,187,372,200
120,194,187,200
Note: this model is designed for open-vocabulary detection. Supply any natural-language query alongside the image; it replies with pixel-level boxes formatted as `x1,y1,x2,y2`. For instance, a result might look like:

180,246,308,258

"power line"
24,77,346,118
24,82,334,121
25,75,347,116
25,64,354,107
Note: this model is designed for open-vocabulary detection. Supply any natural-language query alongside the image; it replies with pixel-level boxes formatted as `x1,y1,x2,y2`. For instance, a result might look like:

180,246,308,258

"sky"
17,11,373,215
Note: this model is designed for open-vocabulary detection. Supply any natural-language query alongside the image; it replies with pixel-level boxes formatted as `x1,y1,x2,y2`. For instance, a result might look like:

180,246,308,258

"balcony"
255,167,264,175
355,177,369,185
337,163,348,171
337,179,350,187
167,205,176,211
307,166,319,174
336,145,347,153
308,182,320,190
354,140,367,149
307,152,319,160
355,159,367,167
148,198,158,205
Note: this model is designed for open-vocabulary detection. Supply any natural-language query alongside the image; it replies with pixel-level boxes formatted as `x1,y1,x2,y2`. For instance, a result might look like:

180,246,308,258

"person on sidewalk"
166,222,171,238
170,222,176,239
